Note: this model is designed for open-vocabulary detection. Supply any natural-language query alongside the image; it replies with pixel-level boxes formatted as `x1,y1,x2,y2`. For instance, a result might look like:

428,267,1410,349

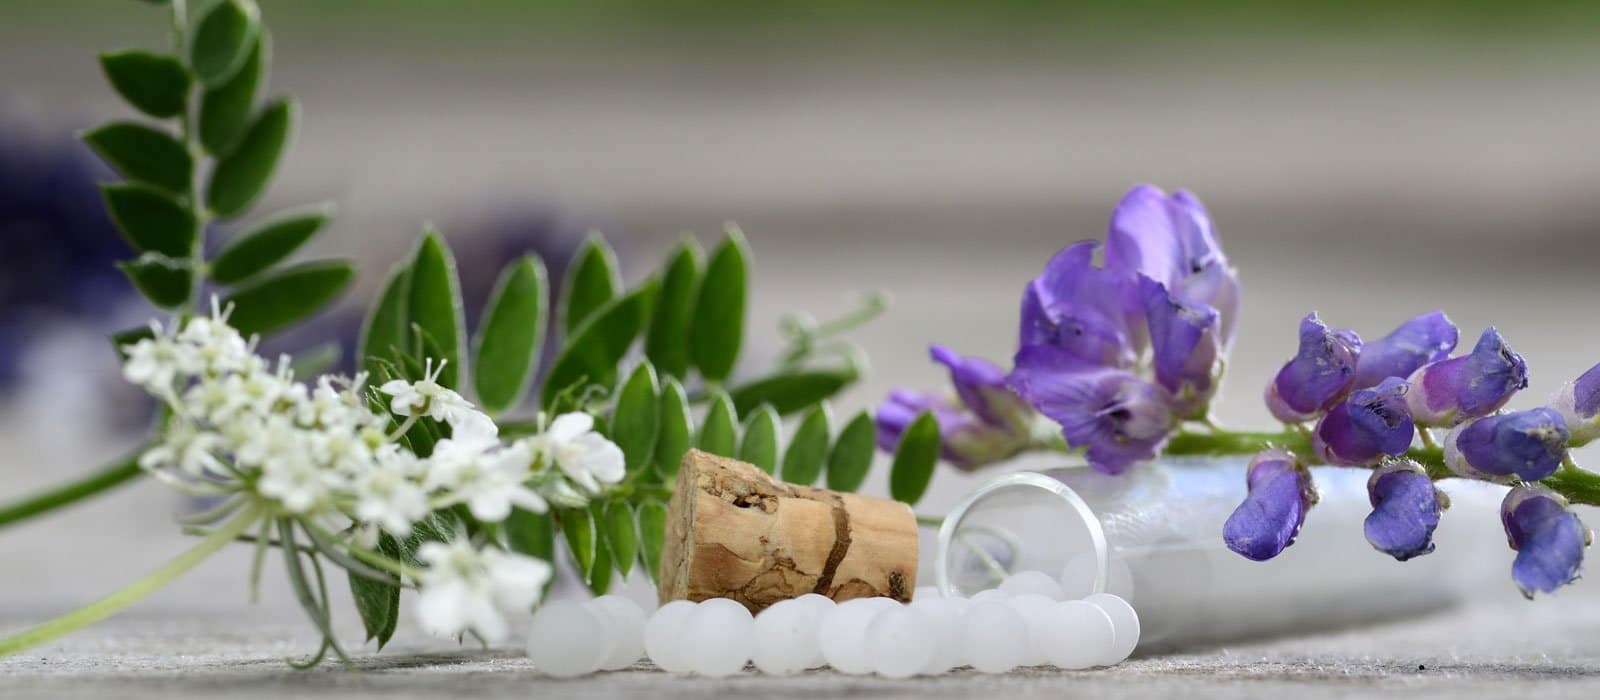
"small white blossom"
427,437,547,521
351,458,430,537
526,412,625,494
379,359,475,424
138,420,226,477
256,445,340,514
414,539,552,643
121,332,196,392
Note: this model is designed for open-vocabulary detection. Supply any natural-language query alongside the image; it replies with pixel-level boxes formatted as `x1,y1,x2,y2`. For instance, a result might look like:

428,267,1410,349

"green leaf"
399,511,458,565
117,254,192,309
697,391,739,457
644,239,702,379
199,32,265,155
889,410,940,505
99,50,190,119
100,183,195,258
471,256,548,414
561,508,596,585
206,97,294,217
729,367,858,417
347,533,401,649
505,507,556,595
612,362,661,474
827,410,876,492
540,279,658,407
359,263,410,383
588,531,614,596
208,205,332,284
560,235,621,335
688,230,750,382
636,498,667,583
189,0,260,88
602,501,638,581
739,405,781,474
655,377,693,480
781,404,832,486
83,122,192,195
406,230,466,388
221,260,354,337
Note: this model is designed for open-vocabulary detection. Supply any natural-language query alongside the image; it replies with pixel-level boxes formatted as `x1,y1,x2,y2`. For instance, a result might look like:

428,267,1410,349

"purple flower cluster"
1235,310,1592,596
878,184,1240,474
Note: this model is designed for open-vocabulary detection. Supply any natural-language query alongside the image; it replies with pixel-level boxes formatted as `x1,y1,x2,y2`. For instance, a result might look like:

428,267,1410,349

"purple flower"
1312,377,1415,466
1363,461,1443,561
1404,327,1528,427
1104,184,1241,349
1008,345,1173,474
1352,311,1458,390
1019,241,1140,369
1550,360,1600,447
929,345,1034,431
1501,486,1590,598
1264,313,1363,423
1443,408,1570,482
1138,275,1222,420
875,389,1030,471
1223,450,1316,561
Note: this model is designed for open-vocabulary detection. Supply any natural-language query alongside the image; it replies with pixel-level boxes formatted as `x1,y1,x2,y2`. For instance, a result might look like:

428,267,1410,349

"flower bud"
1405,327,1528,427
1351,311,1458,389
1501,486,1590,598
1008,345,1173,475
1264,313,1362,423
929,344,1034,433
1442,408,1569,483
1312,377,1414,466
1138,275,1222,420
1548,361,1600,447
1223,450,1316,561
1363,460,1443,561
875,389,1029,471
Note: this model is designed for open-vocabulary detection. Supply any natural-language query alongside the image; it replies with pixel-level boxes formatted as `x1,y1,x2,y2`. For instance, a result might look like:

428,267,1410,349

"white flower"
256,445,340,514
121,334,197,392
426,438,546,521
351,458,430,537
527,412,625,494
138,421,226,477
379,358,474,424
179,313,253,375
414,539,551,643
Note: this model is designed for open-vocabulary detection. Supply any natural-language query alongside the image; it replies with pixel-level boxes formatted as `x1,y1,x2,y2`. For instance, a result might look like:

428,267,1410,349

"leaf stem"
0,451,144,530
0,504,260,657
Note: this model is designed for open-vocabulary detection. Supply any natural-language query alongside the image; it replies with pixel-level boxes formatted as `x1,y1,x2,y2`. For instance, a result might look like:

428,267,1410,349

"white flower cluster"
121,302,626,643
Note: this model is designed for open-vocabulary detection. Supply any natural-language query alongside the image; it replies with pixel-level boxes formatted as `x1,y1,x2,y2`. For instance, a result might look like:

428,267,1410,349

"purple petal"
929,344,1011,426
1573,361,1600,419
1313,377,1415,466
1223,450,1315,561
1008,345,1173,474
1501,487,1589,597
1104,185,1240,349
1352,311,1458,389
1265,313,1363,422
1363,462,1441,561
1020,241,1139,368
1445,408,1569,482
1407,327,1528,426
1138,276,1221,419
875,389,1029,470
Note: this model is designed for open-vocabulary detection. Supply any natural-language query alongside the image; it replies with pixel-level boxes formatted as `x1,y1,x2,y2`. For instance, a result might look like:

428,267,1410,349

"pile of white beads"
526,571,1138,678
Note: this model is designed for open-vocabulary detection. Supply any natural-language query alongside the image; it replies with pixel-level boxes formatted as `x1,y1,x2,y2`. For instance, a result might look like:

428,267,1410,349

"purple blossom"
1104,184,1240,349
1223,450,1316,561
1550,360,1600,447
1138,275,1222,420
1501,486,1590,598
1443,408,1570,483
1019,241,1140,369
1352,311,1458,390
1312,377,1415,466
875,389,1030,470
1363,461,1443,561
929,345,1033,431
1008,345,1173,474
1405,327,1528,427
1264,313,1363,423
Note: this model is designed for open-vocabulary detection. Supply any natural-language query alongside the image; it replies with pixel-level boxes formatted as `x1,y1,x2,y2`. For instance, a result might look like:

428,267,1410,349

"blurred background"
2,0,1599,666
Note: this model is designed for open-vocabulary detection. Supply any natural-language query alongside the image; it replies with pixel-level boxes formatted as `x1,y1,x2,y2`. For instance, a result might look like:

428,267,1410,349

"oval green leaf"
636,498,668,583
587,503,614,595
644,239,702,379
472,256,548,414
780,404,831,486
560,235,621,335
561,507,596,585
827,410,876,492
206,97,294,218
654,377,693,480
505,506,556,596
99,50,190,119
359,262,410,383
199,32,265,155
612,362,661,474
729,367,858,417
688,230,749,382
697,391,739,457
117,254,192,309
189,0,260,88
540,279,658,407
221,259,354,337
100,183,195,258
889,410,941,506
602,501,638,581
739,404,781,474
209,204,332,284
406,230,465,388
83,122,193,194
347,532,401,649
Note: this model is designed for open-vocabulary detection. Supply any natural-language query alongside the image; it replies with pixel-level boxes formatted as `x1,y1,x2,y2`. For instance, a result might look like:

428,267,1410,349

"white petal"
546,412,594,442
572,433,626,484
469,491,512,523
415,582,470,638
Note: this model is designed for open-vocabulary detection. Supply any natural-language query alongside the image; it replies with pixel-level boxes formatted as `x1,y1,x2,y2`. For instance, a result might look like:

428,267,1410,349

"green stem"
0,451,144,530
0,504,260,657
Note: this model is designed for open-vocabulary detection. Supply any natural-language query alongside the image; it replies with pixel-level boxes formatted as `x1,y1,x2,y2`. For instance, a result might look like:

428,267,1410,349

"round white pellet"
588,595,647,670
1084,593,1140,665
1036,600,1115,669
909,597,966,675
793,594,837,667
752,600,822,675
970,588,1010,603
961,601,1028,674
683,598,755,677
527,601,608,678
865,605,936,679
819,598,896,674
999,570,1065,600
644,600,697,673
912,585,942,602
1006,593,1058,666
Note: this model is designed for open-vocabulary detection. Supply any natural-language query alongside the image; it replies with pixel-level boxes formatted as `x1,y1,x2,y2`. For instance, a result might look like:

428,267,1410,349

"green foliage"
654,377,693,480
729,367,857,417
209,205,332,284
347,533,401,650
560,235,622,335
83,122,192,194
359,264,411,382
602,500,638,581
586,503,614,595
221,260,355,337
688,230,749,382
199,33,265,155
827,410,876,492
612,362,660,474
101,183,195,258
99,50,190,119
206,98,295,217
117,254,193,309
889,410,940,505
504,507,556,595
189,0,260,88
780,404,831,486
406,231,466,388
540,279,658,407
697,391,739,457
645,239,702,379
738,404,781,474
560,507,596,586
471,256,548,414
635,498,668,583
